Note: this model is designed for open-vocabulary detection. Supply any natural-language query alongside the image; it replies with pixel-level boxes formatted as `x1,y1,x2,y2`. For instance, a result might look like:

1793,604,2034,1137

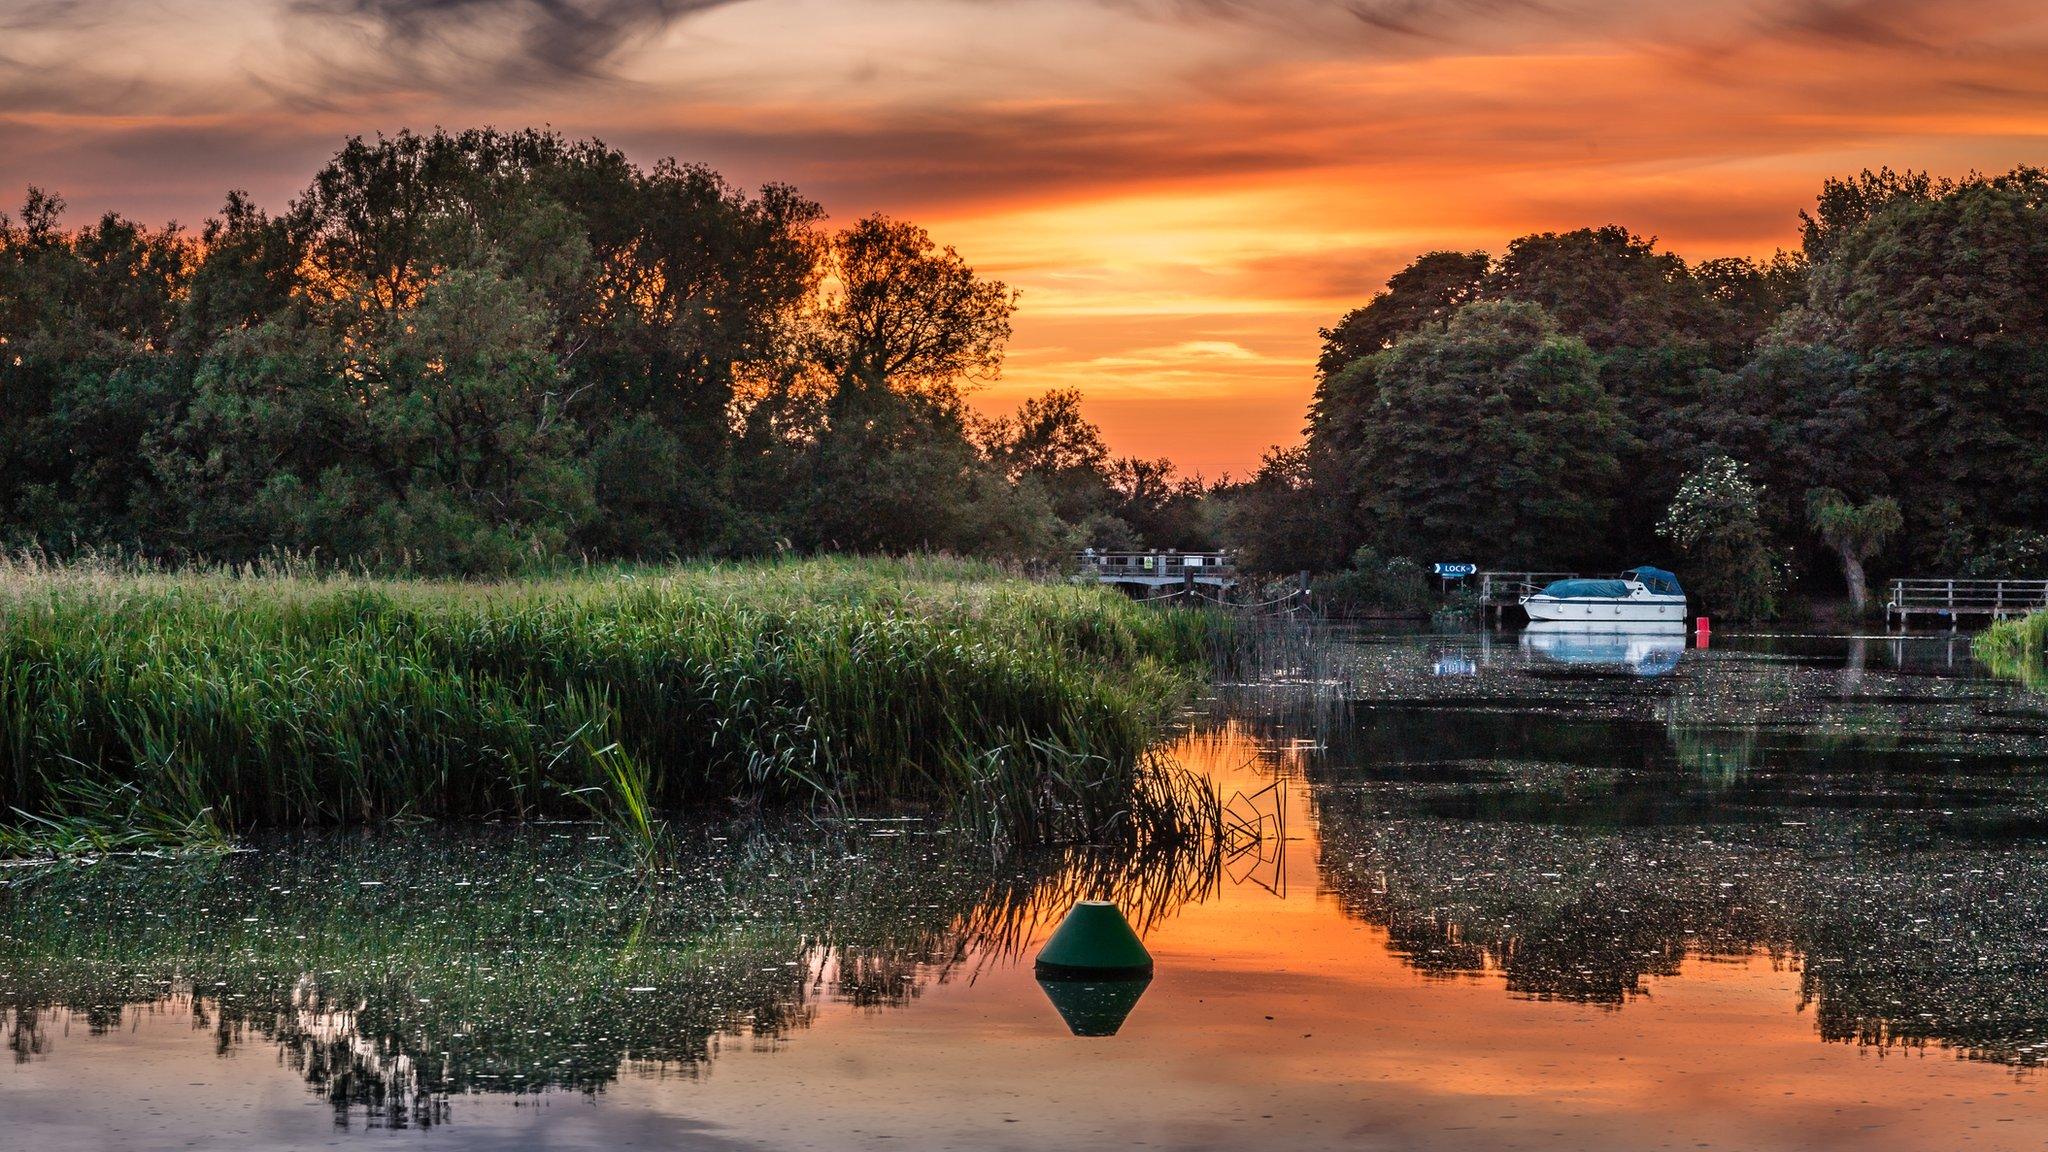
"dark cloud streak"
285,0,748,90
0,1,102,32
1339,0,1558,41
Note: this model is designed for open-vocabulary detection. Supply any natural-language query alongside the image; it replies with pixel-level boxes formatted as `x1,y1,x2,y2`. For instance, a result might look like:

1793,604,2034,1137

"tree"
979,388,1113,523
812,215,1015,400
2,134,1084,567
765,215,1042,555
0,190,196,545
1806,489,1902,615
1312,230,1808,574
786,381,1055,557
1658,457,1782,621
1317,251,1489,376
1691,253,1808,362
1105,456,1213,548
278,129,824,557
361,266,593,569
1800,168,2048,566
1214,445,1345,574
1309,300,1624,568
1487,226,1710,353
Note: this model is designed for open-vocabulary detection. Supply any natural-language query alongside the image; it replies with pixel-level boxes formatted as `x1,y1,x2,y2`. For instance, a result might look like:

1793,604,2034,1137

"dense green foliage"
1311,300,1623,569
1310,547,1434,616
0,557,1223,849
11,139,2044,595
1279,167,2048,604
0,130,1213,571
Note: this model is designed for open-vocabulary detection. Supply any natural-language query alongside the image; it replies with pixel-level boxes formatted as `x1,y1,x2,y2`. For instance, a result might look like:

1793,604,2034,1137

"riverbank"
0,556,1225,858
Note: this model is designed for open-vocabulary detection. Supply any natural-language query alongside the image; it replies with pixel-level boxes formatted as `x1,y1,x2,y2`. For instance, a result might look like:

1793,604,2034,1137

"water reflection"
1036,977,1152,1037
0,821,1216,1128
1266,628,2048,1066
1520,621,1686,677
12,628,2048,1149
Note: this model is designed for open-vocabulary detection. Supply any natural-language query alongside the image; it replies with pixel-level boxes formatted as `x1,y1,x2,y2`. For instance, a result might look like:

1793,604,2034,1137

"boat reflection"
1520,621,1686,677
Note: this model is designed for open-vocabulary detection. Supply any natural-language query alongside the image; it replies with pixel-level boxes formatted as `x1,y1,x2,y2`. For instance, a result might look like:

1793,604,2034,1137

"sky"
5,0,2048,476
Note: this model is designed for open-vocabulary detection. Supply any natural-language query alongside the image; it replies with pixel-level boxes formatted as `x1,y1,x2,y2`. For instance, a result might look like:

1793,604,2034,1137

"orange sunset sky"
6,0,2048,475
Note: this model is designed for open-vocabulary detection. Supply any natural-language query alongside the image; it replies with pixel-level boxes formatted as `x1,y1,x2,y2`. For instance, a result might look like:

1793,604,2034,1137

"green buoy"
1034,900,1153,979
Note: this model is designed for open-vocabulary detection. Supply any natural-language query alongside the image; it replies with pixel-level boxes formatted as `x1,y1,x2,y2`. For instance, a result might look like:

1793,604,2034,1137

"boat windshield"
1623,567,1684,596
1535,578,1630,599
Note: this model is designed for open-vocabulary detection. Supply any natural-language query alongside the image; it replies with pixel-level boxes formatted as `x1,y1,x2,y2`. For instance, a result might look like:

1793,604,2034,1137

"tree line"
0,129,1212,573
1233,167,2048,617
7,135,2044,613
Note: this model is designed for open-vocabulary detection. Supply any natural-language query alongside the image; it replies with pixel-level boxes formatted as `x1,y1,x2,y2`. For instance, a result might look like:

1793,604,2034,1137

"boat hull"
1521,595,1686,623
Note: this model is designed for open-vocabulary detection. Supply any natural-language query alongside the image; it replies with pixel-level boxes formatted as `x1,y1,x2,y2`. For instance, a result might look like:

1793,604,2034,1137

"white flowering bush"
1658,456,1783,620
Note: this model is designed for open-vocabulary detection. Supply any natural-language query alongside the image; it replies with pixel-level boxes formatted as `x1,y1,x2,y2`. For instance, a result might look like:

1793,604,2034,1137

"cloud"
1337,0,1561,42
0,1,102,33
1749,0,1939,50
283,0,747,91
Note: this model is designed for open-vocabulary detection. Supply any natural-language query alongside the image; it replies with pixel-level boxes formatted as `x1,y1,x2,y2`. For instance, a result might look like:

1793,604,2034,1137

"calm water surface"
8,628,2048,1150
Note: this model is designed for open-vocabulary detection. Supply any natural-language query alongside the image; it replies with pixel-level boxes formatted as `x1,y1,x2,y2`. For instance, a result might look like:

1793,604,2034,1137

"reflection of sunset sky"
9,0,2048,472
25,718,2045,1150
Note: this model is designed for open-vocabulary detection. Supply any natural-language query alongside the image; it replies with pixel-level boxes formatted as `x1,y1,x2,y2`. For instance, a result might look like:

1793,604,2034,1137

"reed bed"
1977,612,2048,692
0,555,1224,851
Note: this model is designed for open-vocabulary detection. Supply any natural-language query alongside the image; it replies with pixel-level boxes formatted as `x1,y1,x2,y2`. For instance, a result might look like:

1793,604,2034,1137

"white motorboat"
1520,567,1687,623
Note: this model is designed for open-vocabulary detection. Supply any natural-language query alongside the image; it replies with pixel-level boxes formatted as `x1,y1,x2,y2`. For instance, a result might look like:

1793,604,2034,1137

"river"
7,626,2048,1150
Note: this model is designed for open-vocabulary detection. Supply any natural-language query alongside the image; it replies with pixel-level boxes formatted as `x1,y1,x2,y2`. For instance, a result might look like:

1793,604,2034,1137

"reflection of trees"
1237,632,2048,1067
1308,712,2048,1066
0,820,1215,1127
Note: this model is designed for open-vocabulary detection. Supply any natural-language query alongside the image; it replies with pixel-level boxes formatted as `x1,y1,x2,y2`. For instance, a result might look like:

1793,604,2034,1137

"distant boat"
1521,567,1686,623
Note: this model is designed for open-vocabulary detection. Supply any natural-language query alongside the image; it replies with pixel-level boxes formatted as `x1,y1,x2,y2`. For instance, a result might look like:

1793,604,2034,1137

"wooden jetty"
1885,579,2048,628
1077,550,1238,593
1476,570,1577,625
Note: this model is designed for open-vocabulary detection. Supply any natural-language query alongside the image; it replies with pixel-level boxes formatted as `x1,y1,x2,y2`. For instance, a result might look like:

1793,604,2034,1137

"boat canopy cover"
1535,578,1630,599
1623,567,1684,596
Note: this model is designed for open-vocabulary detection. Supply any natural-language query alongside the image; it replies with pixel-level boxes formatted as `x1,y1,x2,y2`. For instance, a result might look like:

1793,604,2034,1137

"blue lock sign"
1432,563,1476,578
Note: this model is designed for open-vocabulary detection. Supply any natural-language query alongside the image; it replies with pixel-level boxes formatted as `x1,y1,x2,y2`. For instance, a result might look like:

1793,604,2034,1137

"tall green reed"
1977,611,2048,691
0,556,1226,853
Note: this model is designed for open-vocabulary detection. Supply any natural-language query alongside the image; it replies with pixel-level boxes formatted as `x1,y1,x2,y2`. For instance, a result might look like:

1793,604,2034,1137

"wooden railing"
1886,578,2048,624
1077,551,1237,582
1476,571,1579,605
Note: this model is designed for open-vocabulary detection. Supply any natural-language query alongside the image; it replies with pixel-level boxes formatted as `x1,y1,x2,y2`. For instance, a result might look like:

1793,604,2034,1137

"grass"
0,554,1227,856
1976,612,2048,691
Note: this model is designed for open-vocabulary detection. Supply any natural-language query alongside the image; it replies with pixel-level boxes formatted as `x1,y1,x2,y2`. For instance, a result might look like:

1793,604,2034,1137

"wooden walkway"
1077,550,1239,591
1886,579,2048,627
